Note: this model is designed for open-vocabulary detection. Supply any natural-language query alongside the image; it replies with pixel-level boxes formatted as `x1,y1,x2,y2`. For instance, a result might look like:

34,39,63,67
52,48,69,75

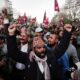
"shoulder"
67,44,76,51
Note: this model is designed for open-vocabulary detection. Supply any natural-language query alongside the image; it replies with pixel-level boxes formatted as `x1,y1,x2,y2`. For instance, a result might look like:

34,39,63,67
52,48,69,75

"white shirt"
4,18,9,24
21,43,28,53
38,61,44,73
34,53,51,80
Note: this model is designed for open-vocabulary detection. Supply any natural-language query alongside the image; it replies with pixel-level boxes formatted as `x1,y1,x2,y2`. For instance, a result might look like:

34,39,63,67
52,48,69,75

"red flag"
43,18,49,26
18,15,23,24
54,0,60,12
45,18,49,25
43,11,46,23
23,13,27,22
42,11,49,27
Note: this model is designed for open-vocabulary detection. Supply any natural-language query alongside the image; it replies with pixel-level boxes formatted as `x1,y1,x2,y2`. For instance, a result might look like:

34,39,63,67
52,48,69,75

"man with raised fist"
7,23,72,80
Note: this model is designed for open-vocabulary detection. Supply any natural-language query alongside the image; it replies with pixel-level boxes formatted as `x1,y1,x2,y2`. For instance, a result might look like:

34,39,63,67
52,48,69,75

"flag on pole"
43,18,49,26
43,11,46,23
23,13,27,22
54,0,60,12
42,11,49,27
18,15,23,24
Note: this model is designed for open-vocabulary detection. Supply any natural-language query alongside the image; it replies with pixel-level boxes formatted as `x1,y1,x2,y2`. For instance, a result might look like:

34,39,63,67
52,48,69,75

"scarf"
30,51,51,80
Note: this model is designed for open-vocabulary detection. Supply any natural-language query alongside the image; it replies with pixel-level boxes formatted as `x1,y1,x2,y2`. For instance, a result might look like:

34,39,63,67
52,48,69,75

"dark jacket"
18,42,32,55
7,30,71,80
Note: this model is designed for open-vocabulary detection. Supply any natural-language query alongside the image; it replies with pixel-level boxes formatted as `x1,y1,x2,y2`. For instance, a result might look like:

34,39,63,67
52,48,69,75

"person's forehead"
33,37,45,47
33,36,42,40
49,34,57,38
65,24,72,26
21,32,27,36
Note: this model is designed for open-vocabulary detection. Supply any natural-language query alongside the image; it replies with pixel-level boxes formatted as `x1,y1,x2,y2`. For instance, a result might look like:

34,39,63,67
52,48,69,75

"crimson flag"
43,11,46,23
18,15,23,24
23,13,27,22
42,11,49,27
54,0,60,12
43,18,49,26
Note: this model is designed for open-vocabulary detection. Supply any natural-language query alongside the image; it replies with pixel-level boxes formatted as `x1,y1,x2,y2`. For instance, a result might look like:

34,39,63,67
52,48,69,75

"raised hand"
8,24,17,35
64,24,72,32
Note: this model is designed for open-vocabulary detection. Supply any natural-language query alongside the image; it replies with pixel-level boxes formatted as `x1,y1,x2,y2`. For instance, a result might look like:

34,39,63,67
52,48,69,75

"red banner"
54,0,60,12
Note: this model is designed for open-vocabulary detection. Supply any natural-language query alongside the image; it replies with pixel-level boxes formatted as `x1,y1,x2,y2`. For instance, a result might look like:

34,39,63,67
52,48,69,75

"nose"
40,47,45,52
40,47,44,50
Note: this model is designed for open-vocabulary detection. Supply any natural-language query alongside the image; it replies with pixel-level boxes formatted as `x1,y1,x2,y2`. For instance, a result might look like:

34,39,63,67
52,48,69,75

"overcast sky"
10,0,66,23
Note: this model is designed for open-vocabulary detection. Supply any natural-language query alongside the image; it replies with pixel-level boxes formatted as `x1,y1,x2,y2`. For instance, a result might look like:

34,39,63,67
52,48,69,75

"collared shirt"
33,52,51,80
21,43,28,53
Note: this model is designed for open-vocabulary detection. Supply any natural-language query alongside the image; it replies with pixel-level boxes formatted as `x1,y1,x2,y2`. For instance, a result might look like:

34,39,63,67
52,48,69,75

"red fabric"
54,0,60,12
43,11,46,22
43,11,49,26
43,18,49,26
23,13,27,22
18,15,23,24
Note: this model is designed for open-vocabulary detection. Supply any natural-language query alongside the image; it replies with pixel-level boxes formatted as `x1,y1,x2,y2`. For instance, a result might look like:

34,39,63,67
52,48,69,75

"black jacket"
7,30,71,80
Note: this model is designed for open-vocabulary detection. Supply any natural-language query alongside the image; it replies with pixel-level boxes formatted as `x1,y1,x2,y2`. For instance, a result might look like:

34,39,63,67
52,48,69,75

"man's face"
34,45,46,58
35,32,42,37
20,32,28,44
48,34,58,46
33,37,46,58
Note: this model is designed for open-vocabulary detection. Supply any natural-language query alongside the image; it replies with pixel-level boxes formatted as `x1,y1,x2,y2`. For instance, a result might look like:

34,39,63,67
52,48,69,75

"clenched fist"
8,24,17,35
64,24,72,32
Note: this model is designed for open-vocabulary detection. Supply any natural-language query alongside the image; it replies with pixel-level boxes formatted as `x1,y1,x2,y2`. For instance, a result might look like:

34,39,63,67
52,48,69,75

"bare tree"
64,0,80,20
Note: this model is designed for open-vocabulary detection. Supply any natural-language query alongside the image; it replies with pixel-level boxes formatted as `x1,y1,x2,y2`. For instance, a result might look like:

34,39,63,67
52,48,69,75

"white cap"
35,27,43,33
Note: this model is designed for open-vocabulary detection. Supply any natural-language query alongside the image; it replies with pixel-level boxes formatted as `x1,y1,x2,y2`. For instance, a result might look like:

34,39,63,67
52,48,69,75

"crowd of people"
0,8,80,80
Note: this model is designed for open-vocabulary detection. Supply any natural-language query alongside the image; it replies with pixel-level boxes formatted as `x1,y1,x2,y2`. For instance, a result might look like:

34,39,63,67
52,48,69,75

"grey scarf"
30,51,51,80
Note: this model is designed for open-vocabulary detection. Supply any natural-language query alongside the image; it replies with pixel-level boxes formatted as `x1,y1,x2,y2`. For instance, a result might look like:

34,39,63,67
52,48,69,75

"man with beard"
46,32,70,80
7,23,72,80
46,24,79,80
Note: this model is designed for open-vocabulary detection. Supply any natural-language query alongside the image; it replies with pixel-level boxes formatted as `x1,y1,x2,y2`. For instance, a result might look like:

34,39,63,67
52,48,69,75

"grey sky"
10,0,65,23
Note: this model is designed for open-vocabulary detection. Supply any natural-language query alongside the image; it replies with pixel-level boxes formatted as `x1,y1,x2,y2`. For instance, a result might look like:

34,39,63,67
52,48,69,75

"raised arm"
53,24,72,59
7,24,28,63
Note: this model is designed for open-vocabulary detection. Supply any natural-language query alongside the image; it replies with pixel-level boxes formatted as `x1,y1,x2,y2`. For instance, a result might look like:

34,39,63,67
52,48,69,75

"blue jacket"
45,44,69,80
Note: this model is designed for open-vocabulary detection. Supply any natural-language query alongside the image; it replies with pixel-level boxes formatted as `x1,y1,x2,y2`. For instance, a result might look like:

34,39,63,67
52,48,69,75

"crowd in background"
0,8,80,80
